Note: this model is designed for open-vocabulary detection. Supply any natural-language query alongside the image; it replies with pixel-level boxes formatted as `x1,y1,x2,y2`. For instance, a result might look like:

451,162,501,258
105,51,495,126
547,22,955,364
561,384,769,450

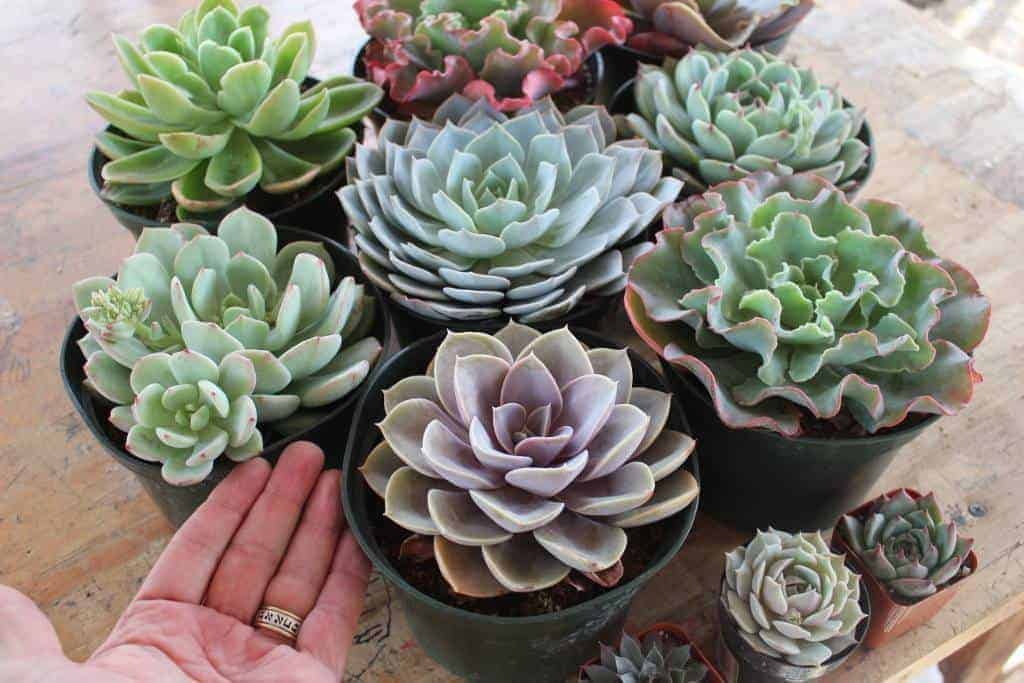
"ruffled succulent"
361,324,699,596
840,489,974,601
86,0,382,215
626,173,990,436
723,529,867,667
623,0,814,56
74,207,382,482
625,49,870,194
341,95,683,323
356,0,631,113
584,631,708,683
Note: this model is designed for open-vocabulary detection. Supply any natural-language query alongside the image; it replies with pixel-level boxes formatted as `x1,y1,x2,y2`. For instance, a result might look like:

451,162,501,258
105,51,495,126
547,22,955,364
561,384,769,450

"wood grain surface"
0,0,1021,681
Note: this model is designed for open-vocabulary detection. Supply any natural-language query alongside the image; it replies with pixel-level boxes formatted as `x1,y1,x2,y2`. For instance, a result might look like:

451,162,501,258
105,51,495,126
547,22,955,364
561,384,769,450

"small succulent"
341,94,683,323
623,0,814,56
356,0,632,113
723,529,867,667
584,631,708,682
74,207,381,483
840,489,974,601
361,324,699,596
626,173,990,436
626,49,869,194
87,0,382,215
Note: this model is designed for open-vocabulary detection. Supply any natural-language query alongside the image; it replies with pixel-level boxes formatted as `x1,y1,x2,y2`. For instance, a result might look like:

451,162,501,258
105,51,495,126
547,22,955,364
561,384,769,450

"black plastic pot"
342,328,701,683
660,364,939,532
353,39,606,122
716,573,870,682
88,78,351,243
60,227,391,528
608,79,876,202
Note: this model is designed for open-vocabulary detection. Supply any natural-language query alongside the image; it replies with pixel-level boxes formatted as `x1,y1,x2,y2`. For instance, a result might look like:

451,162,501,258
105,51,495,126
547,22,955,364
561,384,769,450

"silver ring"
254,605,302,641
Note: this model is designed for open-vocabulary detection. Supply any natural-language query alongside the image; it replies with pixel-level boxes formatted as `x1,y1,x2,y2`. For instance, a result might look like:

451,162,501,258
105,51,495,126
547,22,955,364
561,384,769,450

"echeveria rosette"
626,49,869,194
86,0,383,215
356,0,632,113
625,173,991,436
584,631,708,683
624,0,814,56
840,489,974,601
723,529,867,667
361,324,699,596
341,95,684,323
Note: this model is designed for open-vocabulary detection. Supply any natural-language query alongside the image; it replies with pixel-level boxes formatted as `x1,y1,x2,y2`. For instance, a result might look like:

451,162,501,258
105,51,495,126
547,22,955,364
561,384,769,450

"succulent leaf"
583,630,708,682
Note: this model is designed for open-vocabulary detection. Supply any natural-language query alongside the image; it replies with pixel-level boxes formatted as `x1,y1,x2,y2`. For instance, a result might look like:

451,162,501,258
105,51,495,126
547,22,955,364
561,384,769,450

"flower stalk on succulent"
87,0,382,216
625,49,870,194
356,0,632,114
583,631,708,683
73,206,381,484
626,172,990,437
341,94,683,323
621,1,814,57
361,323,699,596
722,529,867,667
839,489,974,601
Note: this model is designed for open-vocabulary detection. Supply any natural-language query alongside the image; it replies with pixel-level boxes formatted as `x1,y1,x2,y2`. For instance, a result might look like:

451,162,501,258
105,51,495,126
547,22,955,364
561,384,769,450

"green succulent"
341,94,683,323
626,173,990,436
626,49,870,194
74,207,382,483
840,489,974,601
87,0,382,216
584,631,708,682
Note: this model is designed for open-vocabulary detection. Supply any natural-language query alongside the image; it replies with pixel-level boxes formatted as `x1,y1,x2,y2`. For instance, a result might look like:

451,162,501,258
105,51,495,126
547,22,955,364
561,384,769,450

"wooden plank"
0,0,1021,680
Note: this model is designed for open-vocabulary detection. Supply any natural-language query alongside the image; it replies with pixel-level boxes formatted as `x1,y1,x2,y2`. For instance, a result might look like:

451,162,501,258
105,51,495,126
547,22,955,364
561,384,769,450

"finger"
0,585,63,659
297,529,372,678
204,441,324,623
257,470,343,642
136,458,271,603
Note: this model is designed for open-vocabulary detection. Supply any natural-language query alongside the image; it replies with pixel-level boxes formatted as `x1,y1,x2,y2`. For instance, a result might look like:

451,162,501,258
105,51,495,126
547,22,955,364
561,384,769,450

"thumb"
0,584,64,659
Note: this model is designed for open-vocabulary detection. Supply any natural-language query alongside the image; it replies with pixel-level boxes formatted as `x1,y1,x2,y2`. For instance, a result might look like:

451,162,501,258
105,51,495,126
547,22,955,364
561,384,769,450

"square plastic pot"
659,364,939,532
60,227,390,528
578,622,725,683
831,488,979,648
342,328,701,683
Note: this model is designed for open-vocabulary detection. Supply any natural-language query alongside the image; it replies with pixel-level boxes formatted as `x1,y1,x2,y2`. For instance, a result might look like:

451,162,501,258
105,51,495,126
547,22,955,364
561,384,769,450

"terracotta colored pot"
831,488,979,648
578,622,725,683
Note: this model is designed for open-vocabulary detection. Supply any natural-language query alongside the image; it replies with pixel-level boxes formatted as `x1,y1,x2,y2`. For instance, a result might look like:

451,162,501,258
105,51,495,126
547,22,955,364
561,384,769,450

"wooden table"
1,0,1022,681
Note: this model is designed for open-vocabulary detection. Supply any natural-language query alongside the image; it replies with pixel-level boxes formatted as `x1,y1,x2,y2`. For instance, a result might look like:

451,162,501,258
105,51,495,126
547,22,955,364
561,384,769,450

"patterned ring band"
253,605,302,641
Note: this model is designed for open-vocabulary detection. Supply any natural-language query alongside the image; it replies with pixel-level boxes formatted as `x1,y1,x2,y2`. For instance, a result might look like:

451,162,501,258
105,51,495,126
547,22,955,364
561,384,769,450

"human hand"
0,442,371,682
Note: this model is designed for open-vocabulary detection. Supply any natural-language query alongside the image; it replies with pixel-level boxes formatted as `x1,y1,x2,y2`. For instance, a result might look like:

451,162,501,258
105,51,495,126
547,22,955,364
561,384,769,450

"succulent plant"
623,0,814,56
73,207,381,483
723,529,867,667
626,172,990,436
87,0,382,215
341,94,683,323
584,631,708,683
840,489,974,601
625,49,869,194
361,323,699,596
356,0,631,113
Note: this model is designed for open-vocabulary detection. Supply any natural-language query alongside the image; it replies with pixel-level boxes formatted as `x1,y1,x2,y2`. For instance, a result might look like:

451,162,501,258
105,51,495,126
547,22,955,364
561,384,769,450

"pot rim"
608,24,797,63
342,327,701,625
663,360,941,447
60,225,392,480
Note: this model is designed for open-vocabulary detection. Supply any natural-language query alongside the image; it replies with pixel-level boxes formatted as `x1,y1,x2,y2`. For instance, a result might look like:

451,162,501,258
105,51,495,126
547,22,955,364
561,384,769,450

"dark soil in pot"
342,328,700,682
660,363,939,532
88,78,352,243
60,227,390,528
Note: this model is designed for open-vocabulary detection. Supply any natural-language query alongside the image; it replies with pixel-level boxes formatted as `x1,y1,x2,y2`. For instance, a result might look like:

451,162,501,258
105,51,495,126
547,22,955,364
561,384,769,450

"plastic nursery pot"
660,364,939,532
578,622,726,683
60,227,391,528
608,79,876,202
88,78,351,243
716,573,870,683
352,39,606,123
831,488,979,649
342,328,701,683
